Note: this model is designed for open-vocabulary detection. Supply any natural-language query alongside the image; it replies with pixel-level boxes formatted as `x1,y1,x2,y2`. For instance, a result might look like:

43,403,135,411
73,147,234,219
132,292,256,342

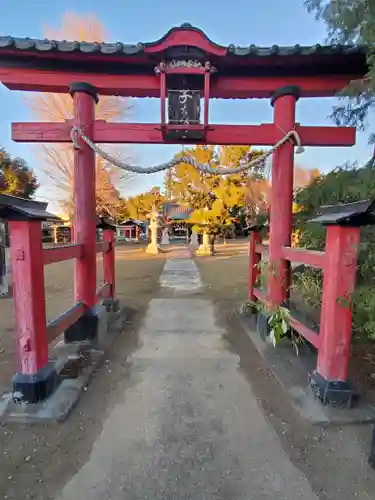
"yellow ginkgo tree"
118,187,166,222
165,144,266,247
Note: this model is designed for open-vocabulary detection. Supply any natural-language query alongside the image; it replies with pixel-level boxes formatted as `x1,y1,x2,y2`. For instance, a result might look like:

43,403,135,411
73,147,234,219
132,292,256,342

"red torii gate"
0,24,367,409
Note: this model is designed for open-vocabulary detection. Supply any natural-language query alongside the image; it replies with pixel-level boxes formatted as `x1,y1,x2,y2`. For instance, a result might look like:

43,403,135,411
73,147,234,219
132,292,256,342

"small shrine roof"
163,202,193,221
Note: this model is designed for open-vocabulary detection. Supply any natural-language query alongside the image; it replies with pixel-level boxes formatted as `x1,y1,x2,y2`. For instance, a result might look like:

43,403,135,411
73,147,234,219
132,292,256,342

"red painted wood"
96,241,110,253
282,246,325,269
317,226,360,382
204,71,210,128
249,232,262,301
165,67,207,75
46,302,84,343
0,68,358,98
160,71,166,126
268,93,297,306
12,121,356,147
144,28,227,57
0,69,160,97
73,90,97,309
9,221,48,374
213,76,357,99
255,243,269,254
12,121,73,142
253,288,267,301
297,125,356,146
289,315,320,349
103,229,116,299
43,244,83,265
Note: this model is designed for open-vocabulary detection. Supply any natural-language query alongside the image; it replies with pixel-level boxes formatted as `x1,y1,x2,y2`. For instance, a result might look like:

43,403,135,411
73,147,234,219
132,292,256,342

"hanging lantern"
168,88,201,126
155,53,214,142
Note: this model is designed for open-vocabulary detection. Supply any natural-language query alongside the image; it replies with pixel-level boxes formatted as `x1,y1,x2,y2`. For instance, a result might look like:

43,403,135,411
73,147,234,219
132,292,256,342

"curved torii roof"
0,23,367,99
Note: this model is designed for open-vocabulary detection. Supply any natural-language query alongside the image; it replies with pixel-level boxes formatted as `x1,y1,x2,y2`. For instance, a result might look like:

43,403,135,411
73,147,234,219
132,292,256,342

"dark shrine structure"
0,23,372,412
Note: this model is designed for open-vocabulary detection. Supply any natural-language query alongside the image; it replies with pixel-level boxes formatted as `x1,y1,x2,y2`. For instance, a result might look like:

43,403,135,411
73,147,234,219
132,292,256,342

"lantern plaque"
155,54,214,141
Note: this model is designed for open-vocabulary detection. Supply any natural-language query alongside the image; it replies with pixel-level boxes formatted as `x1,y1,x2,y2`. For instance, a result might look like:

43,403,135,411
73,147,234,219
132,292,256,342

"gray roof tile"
0,25,367,58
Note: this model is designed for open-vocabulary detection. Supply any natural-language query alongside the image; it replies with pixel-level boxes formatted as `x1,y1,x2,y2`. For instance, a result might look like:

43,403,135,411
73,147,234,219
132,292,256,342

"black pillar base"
12,362,59,403
240,302,258,329
256,311,271,341
309,370,359,408
64,312,98,343
247,310,258,330
102,298,120,313
369,425,375,470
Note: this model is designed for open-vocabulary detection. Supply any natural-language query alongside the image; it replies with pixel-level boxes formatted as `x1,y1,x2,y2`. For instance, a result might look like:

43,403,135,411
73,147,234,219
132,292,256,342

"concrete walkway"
56,251,318,500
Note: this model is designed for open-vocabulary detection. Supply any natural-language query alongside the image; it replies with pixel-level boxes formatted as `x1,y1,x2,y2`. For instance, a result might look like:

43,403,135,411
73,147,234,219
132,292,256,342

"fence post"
248,229,262,301
103,227,118,310
0,221,6,293
310,224,360,407
306,200,375,407
369,425,375,469
9,220,57,403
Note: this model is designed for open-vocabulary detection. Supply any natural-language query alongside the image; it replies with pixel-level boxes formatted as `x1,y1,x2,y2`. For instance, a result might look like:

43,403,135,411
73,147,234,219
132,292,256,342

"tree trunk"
209,233,216,254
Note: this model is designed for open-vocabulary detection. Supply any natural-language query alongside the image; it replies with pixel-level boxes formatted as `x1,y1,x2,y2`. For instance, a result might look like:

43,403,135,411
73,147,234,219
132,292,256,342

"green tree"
305,0,375,140
0,148,38,198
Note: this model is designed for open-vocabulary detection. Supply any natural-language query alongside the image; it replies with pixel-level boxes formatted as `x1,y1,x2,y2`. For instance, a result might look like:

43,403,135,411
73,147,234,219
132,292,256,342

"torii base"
238,311,375,425
145,242,161,255
196,244,213,257
309,370,359,408
195,231,213,256
0,344,104,423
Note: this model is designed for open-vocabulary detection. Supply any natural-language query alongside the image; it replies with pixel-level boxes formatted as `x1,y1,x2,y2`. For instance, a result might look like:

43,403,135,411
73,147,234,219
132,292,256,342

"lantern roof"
0,23,367,79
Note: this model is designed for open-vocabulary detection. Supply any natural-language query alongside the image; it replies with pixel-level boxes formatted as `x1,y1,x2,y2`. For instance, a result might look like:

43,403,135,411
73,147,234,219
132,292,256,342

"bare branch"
27,11,134,218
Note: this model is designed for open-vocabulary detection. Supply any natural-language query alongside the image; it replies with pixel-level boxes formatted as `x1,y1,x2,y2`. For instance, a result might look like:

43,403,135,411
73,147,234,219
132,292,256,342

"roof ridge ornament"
167,59,203,68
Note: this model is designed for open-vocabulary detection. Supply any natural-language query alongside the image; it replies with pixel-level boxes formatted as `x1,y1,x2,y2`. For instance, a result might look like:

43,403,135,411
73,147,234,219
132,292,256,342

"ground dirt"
0,243,165,500
196,239,375,500
1,240,375,499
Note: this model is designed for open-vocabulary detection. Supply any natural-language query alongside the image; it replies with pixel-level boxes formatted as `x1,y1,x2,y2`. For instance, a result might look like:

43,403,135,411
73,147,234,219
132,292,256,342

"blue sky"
0,0,373,212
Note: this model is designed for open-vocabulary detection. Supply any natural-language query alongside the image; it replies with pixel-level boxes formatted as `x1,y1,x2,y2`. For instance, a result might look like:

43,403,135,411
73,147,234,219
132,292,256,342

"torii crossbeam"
12,120,355,147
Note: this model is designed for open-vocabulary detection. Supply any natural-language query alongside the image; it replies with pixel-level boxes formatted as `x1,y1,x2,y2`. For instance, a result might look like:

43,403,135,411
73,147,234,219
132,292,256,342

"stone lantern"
196,207,213,256
145,205,161,255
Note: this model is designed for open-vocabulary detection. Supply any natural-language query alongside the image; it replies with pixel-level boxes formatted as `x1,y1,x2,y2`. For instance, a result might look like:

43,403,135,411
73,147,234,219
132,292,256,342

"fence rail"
255,243,268,254
282,246,325,269
43,244,83,265
46,302,85,343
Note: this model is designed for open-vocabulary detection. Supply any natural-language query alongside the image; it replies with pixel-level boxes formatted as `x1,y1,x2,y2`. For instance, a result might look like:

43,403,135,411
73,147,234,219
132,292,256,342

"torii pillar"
69,82,98,332
268,86,300,306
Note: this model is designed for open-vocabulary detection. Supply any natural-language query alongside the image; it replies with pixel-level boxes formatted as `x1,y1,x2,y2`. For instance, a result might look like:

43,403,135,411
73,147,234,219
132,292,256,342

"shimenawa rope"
70,126,305,175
